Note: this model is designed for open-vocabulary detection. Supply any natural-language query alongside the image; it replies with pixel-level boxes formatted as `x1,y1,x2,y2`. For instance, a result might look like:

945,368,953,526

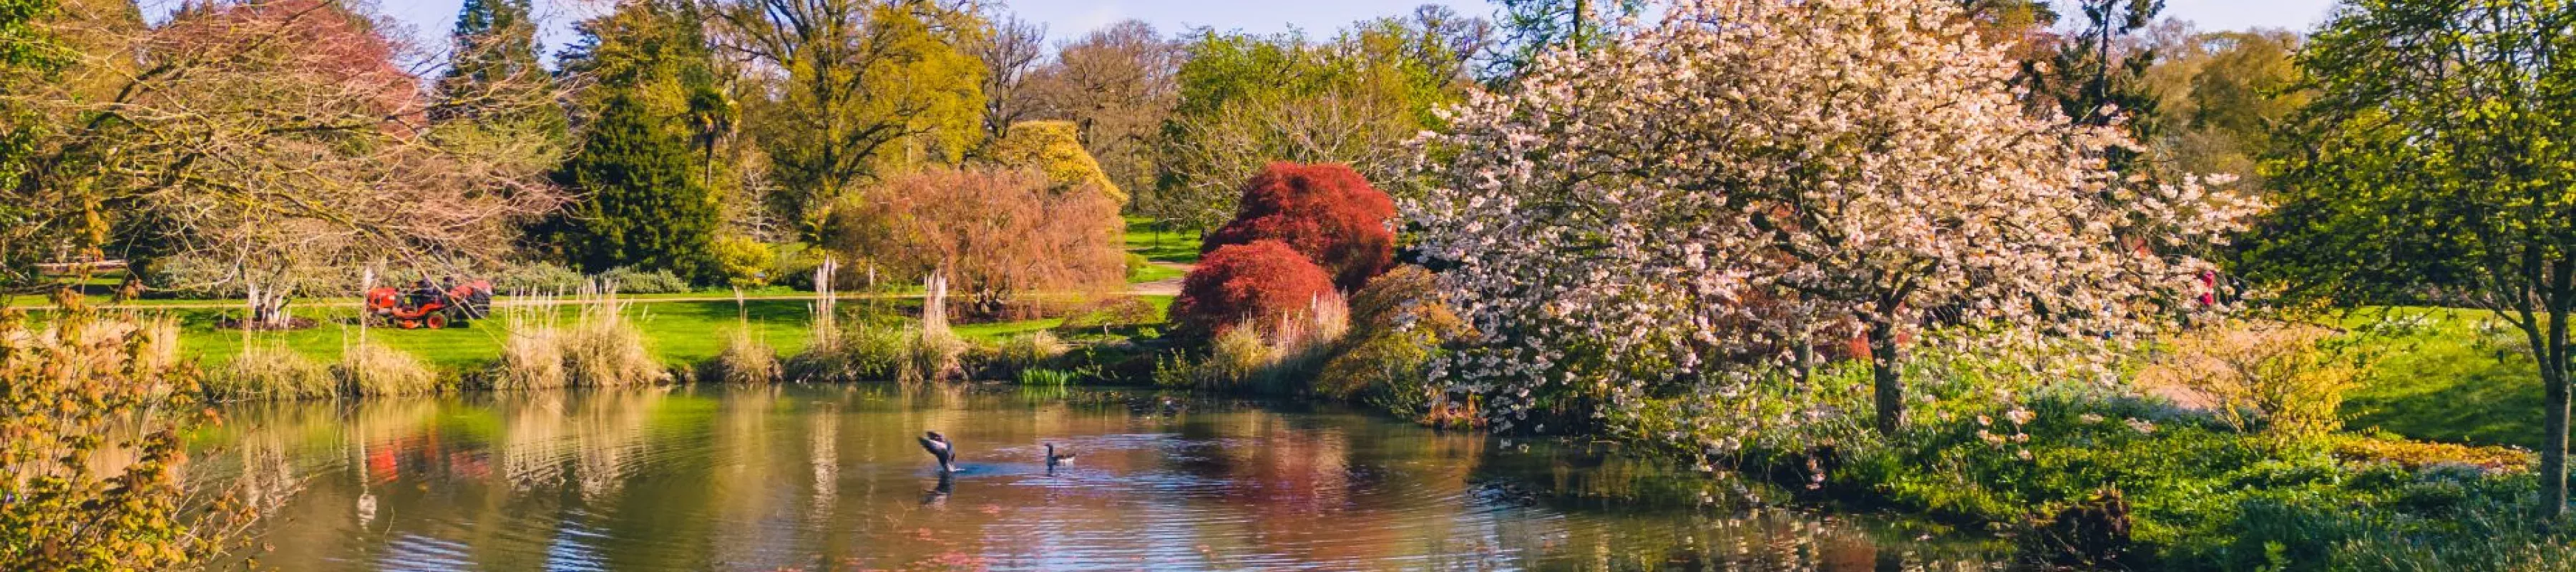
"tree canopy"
2245,0,2576,516
1410,0,2260,435
708,0,987,231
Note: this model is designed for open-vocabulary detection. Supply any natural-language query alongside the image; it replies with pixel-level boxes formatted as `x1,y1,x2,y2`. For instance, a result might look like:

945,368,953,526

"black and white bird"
1045,443,1076,467
918,431,957,473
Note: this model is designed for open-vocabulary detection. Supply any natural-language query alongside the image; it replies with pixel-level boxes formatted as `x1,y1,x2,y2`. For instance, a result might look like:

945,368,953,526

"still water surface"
192,385,2008,571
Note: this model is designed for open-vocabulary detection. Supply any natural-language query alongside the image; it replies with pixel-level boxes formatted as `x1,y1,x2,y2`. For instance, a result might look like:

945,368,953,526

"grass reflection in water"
189,386,2010,571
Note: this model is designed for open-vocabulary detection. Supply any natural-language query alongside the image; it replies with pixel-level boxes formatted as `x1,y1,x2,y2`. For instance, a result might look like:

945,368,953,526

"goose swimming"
1045,443,1076,467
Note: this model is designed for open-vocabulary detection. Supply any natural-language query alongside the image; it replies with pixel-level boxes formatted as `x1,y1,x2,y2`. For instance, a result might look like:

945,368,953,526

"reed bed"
484,282,668,390
205,342,336,401
334,342,440,398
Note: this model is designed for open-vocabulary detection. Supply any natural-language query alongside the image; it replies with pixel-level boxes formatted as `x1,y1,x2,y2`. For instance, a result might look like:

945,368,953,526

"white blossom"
1405,0,2265,430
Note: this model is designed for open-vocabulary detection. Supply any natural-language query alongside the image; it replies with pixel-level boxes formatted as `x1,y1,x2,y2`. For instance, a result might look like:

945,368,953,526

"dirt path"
1129,262,1196,297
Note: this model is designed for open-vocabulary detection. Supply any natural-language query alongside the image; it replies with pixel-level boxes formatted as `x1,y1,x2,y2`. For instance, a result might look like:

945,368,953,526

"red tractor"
365,278,495,329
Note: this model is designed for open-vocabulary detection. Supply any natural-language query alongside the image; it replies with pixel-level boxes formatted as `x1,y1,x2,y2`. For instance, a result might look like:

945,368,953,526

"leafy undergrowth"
1843,393,2570,571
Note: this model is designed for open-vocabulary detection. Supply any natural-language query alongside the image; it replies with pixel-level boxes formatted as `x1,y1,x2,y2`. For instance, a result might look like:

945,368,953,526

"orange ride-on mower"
364,280,495,329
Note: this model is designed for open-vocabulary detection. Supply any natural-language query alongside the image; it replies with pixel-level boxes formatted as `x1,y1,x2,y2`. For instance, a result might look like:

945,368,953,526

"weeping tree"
2244,0,2576,518
824,167,1123,318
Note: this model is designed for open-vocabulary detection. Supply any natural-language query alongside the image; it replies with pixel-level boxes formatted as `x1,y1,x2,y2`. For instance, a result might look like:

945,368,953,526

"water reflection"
190,386,2009,571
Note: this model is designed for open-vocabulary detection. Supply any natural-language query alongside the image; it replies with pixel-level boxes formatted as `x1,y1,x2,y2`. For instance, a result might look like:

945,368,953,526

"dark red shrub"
1173,240,1336,340
1202,162,1396,292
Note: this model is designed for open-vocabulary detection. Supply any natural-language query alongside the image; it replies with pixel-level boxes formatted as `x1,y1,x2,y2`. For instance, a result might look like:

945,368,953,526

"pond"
190,385,2010,571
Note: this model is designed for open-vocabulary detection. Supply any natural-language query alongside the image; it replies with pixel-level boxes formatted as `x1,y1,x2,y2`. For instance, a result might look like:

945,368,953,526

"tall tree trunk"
2545,363,2569,518
1869,320,1905,435
2545,306,2572,520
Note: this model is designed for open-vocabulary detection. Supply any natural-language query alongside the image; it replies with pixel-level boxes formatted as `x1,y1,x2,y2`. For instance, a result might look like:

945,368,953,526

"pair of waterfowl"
914,431,1075,473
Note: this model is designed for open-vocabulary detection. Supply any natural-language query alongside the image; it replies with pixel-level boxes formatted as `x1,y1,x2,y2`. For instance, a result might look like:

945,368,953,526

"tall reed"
205,342,335,401
335,342,439,398
1158,293,1348,393
485,282,666,390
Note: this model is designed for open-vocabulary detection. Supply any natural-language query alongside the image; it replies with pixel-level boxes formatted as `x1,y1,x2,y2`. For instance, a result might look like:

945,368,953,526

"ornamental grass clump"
902,325,967,384
487,292,569,390
206,342,336,401
559,289,667,387
335,342,439,397
702,330,781,384
1156,293,1348,393
786,319,907,383
485,284,666,389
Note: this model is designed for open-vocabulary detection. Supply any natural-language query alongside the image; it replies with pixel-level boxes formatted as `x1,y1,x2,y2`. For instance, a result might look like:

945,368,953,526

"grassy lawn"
1127,262,1185,283
174,294,1178,374
1124,217,1201,265
2338,307,2549,449
177,300,822,371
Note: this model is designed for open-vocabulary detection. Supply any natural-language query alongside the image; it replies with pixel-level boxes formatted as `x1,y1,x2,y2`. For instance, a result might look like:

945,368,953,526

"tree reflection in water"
190,386,2009,571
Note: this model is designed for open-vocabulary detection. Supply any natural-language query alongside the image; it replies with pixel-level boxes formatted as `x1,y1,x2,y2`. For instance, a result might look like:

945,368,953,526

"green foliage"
442,0,541,95
987,330,1068,376
2138,320,2379,448
711,0,986,227
1,0,66,287
784,313,964,383
708,235,775,287
550,94,723,282
492,260,588,293
2218,475,2576,572
1017,367,1075,386
1151,19,1469,232
0,0,62,72
2146,29,2306,187
2248,0,2576,513
432,0,564,156
1485,0,1644,83
1314,266,1465,408
597,266,692,294
2034,0,2165,164
985,120,1124,204
557,0,729,202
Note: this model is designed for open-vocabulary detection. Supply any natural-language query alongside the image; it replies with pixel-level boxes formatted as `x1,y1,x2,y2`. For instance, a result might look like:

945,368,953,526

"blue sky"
211,0,2343,59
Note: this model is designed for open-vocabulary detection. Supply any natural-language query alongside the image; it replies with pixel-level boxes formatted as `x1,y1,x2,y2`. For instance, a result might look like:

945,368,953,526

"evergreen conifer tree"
551,93,720,282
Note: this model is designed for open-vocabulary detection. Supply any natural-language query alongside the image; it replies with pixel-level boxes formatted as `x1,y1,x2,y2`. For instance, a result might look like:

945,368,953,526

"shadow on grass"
2341,307,2546,449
